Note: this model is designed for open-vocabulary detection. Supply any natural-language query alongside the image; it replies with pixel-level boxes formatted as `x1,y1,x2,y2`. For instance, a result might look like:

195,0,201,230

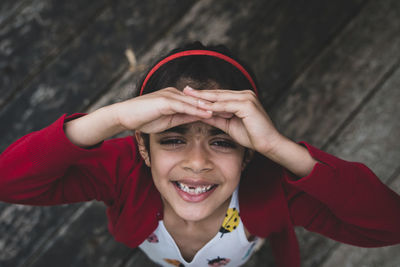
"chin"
174,203,213,222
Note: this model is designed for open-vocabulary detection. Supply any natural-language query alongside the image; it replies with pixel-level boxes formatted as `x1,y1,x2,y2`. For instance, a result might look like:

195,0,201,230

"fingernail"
185,85,194,91
198,99,205,106
207,110,213,114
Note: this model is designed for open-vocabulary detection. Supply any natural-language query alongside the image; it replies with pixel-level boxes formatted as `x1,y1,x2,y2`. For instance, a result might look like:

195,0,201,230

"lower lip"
173,183,217,203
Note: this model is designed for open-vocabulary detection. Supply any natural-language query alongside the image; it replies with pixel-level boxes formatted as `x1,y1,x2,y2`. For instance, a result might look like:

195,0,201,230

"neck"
161,196,233,263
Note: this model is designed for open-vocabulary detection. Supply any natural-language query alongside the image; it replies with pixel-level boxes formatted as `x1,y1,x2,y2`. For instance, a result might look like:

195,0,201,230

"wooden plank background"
0,0,399,266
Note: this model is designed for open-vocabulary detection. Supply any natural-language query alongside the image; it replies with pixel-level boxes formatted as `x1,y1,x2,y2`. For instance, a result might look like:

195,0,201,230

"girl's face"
138,122,247,222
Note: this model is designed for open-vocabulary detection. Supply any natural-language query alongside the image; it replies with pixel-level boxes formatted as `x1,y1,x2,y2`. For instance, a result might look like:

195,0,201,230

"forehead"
158,122,226,136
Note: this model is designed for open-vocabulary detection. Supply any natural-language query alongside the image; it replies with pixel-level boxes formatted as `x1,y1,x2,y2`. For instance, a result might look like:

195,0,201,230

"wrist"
107,103,129,132
260,135,318,178
259,133,287,159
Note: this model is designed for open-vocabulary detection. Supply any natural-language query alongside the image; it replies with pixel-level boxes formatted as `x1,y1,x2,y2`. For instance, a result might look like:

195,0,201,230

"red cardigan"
1,114,400,267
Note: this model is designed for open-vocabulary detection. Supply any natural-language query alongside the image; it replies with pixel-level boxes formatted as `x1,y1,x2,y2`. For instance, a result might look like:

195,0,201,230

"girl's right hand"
65,87,212,147
115,87,213,133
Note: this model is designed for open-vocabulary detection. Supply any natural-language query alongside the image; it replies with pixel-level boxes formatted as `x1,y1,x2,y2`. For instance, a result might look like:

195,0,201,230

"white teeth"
176,182,213,195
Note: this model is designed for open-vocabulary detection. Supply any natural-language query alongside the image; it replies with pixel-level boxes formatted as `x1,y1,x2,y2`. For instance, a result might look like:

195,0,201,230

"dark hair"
137,41,258,156
136,41,258,96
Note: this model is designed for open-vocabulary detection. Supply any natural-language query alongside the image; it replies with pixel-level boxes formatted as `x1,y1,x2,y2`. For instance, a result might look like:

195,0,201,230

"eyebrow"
161,125,189,135
159,125,227,136
208,127,226,136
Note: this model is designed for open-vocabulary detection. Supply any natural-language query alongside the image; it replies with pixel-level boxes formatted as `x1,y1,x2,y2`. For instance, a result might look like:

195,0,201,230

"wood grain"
271,0,400,149
0,203,82,267
0,0,29,27
25,202,134,267
0,0,109,108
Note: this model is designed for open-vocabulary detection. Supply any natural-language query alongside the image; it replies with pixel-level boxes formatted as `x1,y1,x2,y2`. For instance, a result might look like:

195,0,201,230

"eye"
159,138,186,149
210,139,237,150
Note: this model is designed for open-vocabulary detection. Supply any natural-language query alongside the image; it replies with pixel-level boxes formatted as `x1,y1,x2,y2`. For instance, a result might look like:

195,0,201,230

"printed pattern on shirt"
207,256,231,266
147,233,159,243
219,207,239,237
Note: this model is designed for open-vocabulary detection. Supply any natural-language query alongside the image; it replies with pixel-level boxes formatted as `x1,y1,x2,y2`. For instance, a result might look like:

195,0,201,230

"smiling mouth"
173,181,217,195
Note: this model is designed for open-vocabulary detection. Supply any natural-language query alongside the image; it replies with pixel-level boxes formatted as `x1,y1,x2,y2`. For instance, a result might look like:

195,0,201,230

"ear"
242,149,255,171
135,131,151,167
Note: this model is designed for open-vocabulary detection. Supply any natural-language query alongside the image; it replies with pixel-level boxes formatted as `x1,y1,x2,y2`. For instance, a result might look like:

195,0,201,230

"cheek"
217,155,244,181
149,150,179,181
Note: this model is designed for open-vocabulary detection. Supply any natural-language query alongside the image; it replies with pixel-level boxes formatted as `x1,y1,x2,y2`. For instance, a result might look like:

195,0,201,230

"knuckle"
244,89,256,99
160,87,171,93
159,96,170,106
163,87,179,95
216,92,223,101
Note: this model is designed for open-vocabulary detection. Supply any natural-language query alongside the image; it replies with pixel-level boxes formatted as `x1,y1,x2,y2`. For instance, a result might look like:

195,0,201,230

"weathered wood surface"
0,0,28,27
24,202,134,267
1,0,400,266
0,0,109,108
272,0,400,148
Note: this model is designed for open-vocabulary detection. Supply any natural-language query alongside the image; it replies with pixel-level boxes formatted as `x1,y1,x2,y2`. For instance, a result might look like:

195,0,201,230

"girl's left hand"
182,87,283,155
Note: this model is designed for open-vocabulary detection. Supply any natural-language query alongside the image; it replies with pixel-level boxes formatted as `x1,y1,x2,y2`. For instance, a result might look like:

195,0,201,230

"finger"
198,99,257,119
183,86,247,96
183,87,255,102
159,97,213,119
159,87,214,109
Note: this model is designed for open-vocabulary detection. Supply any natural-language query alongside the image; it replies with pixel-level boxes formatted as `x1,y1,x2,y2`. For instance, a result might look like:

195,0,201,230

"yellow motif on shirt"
219,207,239,237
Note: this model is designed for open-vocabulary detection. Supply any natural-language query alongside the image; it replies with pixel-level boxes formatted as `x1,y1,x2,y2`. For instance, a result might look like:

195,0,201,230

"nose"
181,143,213,173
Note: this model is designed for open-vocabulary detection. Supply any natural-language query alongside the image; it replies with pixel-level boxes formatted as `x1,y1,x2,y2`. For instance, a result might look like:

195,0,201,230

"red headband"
139,50,258,96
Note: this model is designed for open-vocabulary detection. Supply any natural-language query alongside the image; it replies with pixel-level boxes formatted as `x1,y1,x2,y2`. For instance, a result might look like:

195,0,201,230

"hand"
116,87,213,133
182,87,283,155
183,87,319,177
65,87,212,147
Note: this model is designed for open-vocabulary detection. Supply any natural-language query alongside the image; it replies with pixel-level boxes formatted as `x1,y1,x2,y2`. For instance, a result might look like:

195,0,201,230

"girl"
0,42,399,267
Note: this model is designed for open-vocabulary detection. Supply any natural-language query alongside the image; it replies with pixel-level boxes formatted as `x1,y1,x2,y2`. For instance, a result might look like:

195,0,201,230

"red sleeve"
0,114,139,206
284,142,400,247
